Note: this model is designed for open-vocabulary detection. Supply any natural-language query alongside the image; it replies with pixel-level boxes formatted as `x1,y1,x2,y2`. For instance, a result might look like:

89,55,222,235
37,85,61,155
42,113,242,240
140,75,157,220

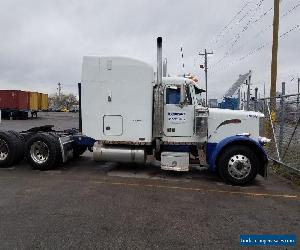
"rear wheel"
0,131,20,167
217,145,259,185
25,133,61,170
8,131,24,163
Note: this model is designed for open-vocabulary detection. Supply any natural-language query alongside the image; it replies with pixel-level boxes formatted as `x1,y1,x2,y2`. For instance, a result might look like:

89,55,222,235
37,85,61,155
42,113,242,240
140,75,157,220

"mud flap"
59,136,74,163
258,158,268,179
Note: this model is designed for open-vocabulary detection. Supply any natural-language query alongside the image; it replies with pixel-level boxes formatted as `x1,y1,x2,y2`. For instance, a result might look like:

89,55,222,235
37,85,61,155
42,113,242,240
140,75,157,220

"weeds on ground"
271,164,300,186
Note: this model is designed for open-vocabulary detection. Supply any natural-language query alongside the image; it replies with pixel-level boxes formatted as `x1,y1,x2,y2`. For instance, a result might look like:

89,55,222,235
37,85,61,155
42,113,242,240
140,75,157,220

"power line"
279,23,300,39
210,23,300,75
207,1,253,48
251,2,300,40
212,0,265,51
282,2,300,18
211,1,300,73
233,1,299,61
251,7,273,24
211,0,266,68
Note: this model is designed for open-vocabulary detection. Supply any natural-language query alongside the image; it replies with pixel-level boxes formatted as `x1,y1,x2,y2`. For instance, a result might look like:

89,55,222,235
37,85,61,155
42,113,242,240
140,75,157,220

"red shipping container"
0,90,29,110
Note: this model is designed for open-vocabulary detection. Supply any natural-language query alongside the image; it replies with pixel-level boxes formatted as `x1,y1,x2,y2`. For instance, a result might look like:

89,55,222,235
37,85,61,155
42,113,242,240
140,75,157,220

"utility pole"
268,0,280,138
270,0,280,115
254,87,258,111
57,82,62,97
199,49,213,106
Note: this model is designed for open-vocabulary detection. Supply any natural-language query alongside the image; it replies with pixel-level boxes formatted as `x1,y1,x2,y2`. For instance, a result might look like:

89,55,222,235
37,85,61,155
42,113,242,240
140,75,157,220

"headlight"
258,136,271,146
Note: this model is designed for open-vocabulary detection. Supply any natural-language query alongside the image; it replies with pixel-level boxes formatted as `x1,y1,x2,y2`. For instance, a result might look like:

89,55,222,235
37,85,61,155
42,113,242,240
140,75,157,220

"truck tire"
217,145,259,185
47,133,63,163
25,133,61,170
8,131,25,163
0,131,20,167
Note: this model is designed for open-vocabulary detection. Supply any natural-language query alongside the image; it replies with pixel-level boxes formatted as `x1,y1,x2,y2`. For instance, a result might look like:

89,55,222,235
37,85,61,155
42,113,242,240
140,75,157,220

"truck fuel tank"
93,143,146,164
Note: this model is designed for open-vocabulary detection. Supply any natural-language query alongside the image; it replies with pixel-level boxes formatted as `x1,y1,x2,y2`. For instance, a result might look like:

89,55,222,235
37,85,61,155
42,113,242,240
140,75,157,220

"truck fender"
206,136,268,177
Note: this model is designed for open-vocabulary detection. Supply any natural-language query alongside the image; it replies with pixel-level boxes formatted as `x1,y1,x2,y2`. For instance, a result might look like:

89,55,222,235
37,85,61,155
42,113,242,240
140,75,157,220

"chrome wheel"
30,141,49,164
0,139,9,161
228,154,251,180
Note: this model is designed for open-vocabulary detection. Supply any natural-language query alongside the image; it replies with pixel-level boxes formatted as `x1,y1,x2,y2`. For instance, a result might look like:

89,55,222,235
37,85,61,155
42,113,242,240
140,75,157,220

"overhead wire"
211,23,300,75
212,0,265,51
251,7,273,24
211,1,300,74
252,1,300,40
207,1,253,49
210,0,265,69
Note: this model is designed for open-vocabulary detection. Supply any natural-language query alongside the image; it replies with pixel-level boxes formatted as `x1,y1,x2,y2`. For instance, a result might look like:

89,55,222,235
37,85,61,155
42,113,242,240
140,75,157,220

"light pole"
199,49,213,106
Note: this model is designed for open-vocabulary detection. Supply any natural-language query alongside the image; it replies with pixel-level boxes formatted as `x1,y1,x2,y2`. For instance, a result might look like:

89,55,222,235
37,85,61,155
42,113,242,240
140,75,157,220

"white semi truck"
0,37,269,185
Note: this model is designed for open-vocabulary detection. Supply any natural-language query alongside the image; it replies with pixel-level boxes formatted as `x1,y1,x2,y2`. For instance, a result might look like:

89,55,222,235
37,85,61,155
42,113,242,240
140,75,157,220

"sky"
0,0,299,100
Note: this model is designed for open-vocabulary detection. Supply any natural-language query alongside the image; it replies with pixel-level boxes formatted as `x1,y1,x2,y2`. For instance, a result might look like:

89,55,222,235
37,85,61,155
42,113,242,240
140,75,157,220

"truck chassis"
0,125,92,170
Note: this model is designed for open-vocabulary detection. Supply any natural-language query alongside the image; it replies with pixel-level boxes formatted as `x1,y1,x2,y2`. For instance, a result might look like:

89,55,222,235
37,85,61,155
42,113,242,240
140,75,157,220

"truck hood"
208,108,264,119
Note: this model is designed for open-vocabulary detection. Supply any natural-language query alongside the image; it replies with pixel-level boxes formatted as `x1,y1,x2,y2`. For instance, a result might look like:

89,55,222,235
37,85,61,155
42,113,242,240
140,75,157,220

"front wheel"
217,145,259,185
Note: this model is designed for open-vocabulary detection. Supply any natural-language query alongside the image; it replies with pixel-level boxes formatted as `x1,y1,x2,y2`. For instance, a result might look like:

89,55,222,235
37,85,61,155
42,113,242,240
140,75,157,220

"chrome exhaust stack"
157,37,163,86
153,37,164,137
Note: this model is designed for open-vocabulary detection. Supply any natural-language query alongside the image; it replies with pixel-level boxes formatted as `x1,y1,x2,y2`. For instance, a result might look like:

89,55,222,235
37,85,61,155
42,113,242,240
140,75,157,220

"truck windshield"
166,87,180,104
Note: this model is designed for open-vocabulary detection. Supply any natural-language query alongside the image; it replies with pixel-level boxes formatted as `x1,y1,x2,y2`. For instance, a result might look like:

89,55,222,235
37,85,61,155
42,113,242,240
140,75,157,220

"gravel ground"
0,112,299,249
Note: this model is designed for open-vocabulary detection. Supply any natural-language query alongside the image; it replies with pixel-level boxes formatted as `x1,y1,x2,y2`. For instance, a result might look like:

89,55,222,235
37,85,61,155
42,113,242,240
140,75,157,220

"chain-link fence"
253,93,300,173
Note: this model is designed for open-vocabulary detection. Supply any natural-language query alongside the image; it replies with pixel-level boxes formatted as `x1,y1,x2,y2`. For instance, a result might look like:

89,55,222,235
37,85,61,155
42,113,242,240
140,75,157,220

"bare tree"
49,93,78,110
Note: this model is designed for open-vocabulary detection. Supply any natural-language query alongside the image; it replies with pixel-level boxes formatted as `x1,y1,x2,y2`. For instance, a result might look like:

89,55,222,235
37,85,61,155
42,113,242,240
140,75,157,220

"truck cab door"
163,84,194,137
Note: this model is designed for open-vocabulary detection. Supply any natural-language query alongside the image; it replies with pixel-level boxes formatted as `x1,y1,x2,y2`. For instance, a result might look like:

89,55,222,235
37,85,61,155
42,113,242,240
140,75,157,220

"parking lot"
0,112,299,249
